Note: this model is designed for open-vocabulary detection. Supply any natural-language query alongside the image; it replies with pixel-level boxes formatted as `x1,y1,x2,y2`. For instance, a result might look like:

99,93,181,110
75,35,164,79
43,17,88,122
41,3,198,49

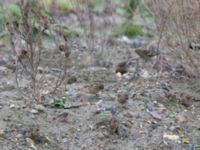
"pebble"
30,109,38,114
0,129,5,137
0,60,6,66
35,104,45,112
9,104,16,109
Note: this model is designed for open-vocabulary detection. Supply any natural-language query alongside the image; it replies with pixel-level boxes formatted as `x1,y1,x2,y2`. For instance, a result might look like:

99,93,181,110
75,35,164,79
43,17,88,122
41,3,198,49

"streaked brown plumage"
88,83,104,95
117,92,129,104
58,42,71,58
115,61,128,75
67,76,77,84
135,48,158,61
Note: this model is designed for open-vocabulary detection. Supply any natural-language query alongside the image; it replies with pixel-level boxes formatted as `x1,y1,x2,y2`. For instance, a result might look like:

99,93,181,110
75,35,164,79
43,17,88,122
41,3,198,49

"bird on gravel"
117,92,129,104
115,61,128,75
87,83,104,95
67,75,77,84
135,48,159,61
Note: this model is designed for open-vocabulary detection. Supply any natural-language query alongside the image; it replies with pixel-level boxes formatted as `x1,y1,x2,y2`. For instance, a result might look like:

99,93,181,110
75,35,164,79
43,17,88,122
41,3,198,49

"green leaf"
50,98,66,107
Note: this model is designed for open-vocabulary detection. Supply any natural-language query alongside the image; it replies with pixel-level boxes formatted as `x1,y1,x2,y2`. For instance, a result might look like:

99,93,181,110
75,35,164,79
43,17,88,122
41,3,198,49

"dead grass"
147,0,200,76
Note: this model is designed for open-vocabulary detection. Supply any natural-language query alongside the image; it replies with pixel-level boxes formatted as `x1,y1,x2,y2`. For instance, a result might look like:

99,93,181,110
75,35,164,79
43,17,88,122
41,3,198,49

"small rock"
164,91,177,101
150,122,160,130
125,111,133,118
0,129,5,137
38,67,46,74
117,124,130,138
140,69,150,79
57,111,69,118
185,144,194,150
169,125,176,131
175,113,187,123
31,115,36,119
26,137,37,149
35,104,45,112
62,138,68,144
16,124,23,129
182,137,190,144
16,133,23,138
30,109,38,114
0,59,6,66
56,111,69,123
174,65,188,76
97,132,105,139
189,42,200,50
116,72,122,78
150,111,162,120
131,39,142,48
9,104,15,109
163,133,180,141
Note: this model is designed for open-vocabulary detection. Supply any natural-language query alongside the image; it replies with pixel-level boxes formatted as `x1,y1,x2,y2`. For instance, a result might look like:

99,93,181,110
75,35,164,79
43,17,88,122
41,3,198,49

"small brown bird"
26,127,47,144
67,75,77,84
116,61,128,75
135,48,158,61
179,92,193,107
88,83,104,95
110,117,118,133
5,21,14,33
117,92,129,104
18,49,29,60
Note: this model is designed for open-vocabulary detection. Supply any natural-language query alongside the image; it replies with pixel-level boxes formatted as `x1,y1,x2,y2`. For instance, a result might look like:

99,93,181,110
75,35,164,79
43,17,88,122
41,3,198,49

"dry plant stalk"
75,0,96,51
6,0,70,102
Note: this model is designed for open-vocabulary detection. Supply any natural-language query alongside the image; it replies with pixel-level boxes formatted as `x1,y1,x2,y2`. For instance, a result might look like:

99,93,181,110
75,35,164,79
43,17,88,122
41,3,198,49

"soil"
0,2,200,150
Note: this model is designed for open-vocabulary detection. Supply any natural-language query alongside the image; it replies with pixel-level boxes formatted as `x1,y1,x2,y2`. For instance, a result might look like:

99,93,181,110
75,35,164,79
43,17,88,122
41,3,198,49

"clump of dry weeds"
6,0,70,102
147,0,200,77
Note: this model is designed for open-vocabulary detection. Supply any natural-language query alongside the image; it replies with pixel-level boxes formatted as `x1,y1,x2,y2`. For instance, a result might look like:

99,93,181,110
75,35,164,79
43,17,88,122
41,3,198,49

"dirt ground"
0,2,200,150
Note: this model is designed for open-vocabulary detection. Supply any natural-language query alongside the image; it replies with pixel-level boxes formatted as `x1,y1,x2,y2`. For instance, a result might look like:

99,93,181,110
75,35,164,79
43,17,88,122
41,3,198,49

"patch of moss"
113,22,143,38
